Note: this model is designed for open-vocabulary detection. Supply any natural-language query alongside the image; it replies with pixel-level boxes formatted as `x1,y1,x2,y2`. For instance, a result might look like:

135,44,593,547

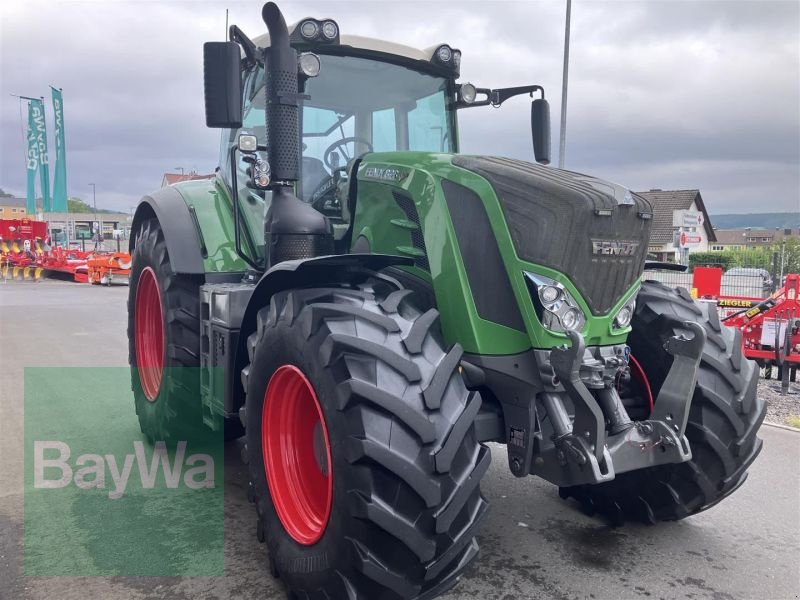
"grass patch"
786,415,800,429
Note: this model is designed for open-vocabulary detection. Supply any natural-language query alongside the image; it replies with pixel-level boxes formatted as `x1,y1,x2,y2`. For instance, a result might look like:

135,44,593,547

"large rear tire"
127,218,205,442
561,282,766,524
243,282,490,599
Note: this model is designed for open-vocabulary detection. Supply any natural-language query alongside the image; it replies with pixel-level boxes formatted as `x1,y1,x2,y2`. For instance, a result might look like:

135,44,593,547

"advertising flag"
32,99,52,212
25,102,40,213
51,88,68,213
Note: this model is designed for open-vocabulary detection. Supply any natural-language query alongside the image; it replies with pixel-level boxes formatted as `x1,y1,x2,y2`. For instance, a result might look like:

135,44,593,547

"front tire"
128,219,204,442
244,282,490,599
561,282,766,524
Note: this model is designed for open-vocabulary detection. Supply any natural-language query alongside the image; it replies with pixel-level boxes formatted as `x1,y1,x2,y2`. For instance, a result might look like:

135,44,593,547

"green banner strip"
51,88,68,213
25,101,39,213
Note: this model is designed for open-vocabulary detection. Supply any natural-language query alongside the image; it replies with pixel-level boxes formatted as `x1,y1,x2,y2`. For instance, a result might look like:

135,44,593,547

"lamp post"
88,183,98,249
175,167,185,177
558,0,572,169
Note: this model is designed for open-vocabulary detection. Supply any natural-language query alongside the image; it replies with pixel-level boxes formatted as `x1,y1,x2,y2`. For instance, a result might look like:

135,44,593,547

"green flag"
25,101,39,213
29,99,51,212
51,88,68,213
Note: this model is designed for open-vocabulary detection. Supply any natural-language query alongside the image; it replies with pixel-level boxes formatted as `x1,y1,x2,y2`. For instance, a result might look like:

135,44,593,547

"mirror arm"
491,85,544,106
456,85,545,109
229,24,260,68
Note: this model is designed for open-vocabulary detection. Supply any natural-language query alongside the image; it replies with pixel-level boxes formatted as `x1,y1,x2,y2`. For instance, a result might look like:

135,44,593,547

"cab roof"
251,32,442,64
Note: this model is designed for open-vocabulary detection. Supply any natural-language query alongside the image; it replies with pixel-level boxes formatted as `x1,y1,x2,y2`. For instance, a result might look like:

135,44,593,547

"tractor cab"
206,12,549,270
223,40,459,230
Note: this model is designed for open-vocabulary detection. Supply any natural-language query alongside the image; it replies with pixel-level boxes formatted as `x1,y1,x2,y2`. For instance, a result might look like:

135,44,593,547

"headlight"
524,272,586,333
300,20,319,39
321,21,338,40
561,308,582,330
539,284,561,305
613,294,637,329
298,52,321,77
459,83,477,104
436,45,452,62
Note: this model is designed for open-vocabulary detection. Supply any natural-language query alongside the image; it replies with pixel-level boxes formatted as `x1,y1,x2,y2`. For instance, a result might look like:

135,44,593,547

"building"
161,172,215,188
41,212,133,246
635,189,716,262
0,197,28,219
710,228,800,251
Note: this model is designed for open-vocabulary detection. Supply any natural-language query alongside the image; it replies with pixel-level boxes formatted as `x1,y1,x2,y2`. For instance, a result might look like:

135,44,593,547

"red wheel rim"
263,365,333,545
628,354,654,414
134,266,164,401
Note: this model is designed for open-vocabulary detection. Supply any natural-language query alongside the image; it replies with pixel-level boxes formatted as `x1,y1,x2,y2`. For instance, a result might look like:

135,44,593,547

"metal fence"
644,249,784,300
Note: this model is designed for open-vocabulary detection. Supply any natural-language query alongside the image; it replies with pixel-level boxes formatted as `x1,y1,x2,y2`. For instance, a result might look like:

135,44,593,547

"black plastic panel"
441,179,526,332
453,157,652,315
392,191,430,271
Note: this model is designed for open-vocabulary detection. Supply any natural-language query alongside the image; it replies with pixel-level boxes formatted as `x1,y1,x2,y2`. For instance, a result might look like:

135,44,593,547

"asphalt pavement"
1,280,798,600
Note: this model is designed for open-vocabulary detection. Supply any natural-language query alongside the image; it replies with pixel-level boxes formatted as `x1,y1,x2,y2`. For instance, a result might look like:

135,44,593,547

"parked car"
724,267,773,291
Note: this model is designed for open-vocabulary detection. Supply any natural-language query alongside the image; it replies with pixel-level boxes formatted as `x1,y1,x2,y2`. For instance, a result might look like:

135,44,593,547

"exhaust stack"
261,2,332,267
262,2,299,183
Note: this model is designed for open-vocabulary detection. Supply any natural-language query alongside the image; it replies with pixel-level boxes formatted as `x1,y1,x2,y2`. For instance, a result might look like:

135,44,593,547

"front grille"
453,156,652,315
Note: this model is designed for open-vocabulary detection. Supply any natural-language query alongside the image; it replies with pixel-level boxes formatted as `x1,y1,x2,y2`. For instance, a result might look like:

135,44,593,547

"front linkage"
504,323,705,488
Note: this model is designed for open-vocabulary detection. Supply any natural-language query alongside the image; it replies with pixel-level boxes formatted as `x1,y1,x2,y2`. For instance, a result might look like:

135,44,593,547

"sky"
1,0,798,215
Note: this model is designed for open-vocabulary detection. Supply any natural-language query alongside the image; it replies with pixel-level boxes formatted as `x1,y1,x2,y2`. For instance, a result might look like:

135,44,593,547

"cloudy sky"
1,0,798,214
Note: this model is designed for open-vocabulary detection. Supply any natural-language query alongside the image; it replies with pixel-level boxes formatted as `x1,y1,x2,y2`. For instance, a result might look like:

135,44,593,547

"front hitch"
529,322,705,487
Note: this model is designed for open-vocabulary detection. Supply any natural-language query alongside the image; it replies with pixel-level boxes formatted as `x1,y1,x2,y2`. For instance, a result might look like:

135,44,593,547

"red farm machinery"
692,266,799,386
1,218,131,284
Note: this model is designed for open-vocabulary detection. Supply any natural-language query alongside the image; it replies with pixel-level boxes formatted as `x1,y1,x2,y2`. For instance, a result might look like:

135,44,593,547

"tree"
66,196,124,214
68,197,94,213
777,238,800,275
689,252,736,270
0,188,14,198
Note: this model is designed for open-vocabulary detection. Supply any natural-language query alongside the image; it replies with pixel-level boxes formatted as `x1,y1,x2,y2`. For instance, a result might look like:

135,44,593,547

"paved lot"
1,280,799,600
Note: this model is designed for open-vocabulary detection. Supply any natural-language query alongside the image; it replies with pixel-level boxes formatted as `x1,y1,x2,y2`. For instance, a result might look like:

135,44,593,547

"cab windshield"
241,53,457,200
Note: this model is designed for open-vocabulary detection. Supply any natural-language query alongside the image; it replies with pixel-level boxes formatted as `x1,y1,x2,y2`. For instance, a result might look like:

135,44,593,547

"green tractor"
127,3,765,598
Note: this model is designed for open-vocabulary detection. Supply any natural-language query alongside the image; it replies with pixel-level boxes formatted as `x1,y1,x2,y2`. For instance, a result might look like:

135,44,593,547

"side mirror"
531,98,551,165
203,42,243,128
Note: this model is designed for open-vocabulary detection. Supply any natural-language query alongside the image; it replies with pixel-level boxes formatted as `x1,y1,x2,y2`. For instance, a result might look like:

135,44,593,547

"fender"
229,253,413,414
129,186,206,274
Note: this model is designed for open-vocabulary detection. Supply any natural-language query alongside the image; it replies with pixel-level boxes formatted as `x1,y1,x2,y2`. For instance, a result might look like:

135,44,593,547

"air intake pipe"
261,2,332,267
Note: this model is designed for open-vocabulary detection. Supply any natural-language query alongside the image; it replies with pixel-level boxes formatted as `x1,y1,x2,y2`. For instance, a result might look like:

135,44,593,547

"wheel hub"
262,365,333,546
134,266,164,401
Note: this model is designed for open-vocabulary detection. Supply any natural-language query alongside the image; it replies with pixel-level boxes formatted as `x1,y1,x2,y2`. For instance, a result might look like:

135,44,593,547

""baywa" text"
33,441,215,500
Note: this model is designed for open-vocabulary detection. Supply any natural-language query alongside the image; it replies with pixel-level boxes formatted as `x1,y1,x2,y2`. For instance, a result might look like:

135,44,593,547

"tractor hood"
452,156,653,315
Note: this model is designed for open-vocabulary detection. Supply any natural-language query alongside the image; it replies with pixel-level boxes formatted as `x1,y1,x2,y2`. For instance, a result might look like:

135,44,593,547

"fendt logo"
591,239,640,256
363,166,408,182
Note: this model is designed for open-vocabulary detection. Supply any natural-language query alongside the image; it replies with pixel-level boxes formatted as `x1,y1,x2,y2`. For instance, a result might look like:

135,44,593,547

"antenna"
225,9,229,40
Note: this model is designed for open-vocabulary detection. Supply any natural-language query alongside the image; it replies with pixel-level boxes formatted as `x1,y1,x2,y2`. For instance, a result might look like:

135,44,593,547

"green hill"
711,212,800,230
